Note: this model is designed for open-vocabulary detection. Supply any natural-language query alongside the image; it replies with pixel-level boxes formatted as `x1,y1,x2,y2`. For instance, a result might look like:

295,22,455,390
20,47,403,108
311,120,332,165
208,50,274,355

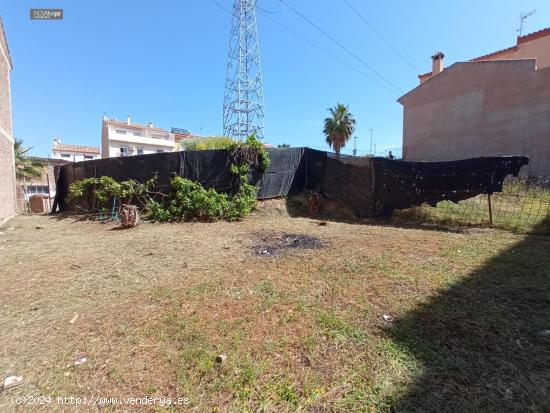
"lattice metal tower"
223,0,265,140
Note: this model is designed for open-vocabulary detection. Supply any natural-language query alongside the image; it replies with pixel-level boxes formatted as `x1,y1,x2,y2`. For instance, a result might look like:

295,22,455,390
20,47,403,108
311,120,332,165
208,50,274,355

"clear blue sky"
1,0,548,157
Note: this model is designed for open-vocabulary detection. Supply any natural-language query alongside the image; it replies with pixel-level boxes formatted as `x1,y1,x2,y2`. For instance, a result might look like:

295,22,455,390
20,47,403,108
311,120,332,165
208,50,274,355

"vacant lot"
1,206,549,412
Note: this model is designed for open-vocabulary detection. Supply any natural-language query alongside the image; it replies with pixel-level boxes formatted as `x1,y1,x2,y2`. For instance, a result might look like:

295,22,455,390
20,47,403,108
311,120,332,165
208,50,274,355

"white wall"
106,124,175,158
52,152,100,162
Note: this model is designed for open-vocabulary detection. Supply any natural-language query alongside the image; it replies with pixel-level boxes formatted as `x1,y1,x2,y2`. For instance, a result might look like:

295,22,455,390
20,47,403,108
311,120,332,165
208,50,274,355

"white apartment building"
51,138,101,162
101,116,177,158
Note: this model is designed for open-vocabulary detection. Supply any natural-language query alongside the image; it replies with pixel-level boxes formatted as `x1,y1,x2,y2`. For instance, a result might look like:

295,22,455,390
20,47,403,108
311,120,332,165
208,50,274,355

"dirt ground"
1,205,549,412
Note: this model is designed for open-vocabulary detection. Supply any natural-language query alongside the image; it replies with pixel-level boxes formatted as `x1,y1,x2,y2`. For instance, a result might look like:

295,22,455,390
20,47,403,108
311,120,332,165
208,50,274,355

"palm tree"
14,139,45,213
323,103,356,159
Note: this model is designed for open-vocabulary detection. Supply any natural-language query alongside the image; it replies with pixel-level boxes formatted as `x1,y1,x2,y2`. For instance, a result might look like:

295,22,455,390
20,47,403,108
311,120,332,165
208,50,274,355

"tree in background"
323,103,356,159
14,138,45,213
277,143,290,148
180,136,235,151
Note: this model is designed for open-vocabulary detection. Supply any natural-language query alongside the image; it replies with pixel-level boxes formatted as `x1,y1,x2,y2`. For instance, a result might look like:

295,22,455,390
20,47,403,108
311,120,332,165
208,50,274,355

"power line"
342,0,419,73
255,0,281,14
277,0,404,94
212,0,231,13
213,0,399,95
257,9,399,95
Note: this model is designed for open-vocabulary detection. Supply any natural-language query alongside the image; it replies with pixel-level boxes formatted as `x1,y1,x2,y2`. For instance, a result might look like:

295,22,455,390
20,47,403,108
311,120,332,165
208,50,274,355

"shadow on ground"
389,216,550,412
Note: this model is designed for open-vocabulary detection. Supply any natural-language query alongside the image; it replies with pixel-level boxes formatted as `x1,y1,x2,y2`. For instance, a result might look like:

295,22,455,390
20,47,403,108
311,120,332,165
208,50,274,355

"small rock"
35,226,44,230
383,314,394,322
2,375,23,390
215,354,227,364
74,352,87,366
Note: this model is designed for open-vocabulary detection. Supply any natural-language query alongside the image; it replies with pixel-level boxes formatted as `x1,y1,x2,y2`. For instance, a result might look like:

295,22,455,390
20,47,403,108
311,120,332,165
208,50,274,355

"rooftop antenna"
517,9,536,37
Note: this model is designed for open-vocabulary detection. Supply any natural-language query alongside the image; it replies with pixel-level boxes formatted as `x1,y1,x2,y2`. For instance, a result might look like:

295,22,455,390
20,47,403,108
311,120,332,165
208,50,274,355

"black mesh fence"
394,171,550,234
54,148,541,229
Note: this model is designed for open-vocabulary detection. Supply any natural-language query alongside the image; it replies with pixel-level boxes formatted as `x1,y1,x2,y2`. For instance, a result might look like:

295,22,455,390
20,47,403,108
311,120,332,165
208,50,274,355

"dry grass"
0,205,549,412
393,180,550,234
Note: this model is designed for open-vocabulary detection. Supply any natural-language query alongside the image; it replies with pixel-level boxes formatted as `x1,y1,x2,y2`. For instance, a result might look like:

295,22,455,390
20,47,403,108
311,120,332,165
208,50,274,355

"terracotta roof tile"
517,27,550,44
53,144,100,154
418,26,550,78
470,45,517,62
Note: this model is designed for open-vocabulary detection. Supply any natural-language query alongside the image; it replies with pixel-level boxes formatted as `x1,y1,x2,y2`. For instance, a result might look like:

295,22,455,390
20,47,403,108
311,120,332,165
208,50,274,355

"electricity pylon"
223,0,265,140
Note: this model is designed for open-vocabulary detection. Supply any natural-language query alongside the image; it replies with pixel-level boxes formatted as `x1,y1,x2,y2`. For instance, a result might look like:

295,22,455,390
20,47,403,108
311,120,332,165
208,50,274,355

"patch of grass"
362,256,412,281
343,261,366,275
271,377,300,408
184,281,218,300
316,309,367,343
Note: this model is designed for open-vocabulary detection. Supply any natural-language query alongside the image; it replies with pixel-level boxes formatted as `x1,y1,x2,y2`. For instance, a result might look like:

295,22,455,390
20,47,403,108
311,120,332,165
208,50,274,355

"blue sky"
1,0,548,157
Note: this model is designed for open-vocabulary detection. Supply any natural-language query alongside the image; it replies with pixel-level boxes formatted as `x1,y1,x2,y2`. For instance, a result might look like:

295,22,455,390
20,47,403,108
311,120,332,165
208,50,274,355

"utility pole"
223,0,265,140
374,143,376,157
369,129,373,156
517,10,536,36
353,136,357,156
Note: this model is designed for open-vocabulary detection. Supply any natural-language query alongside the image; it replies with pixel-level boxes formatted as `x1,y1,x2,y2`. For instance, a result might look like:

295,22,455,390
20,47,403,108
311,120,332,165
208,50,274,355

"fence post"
487,193,493,226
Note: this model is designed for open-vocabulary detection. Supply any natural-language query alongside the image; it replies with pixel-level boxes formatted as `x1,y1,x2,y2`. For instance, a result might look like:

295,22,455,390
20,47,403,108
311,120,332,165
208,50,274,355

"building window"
84,155,94,160
116,129,127,135
27,185,49,194
137,148,144,155
61,153,71,158
133,132,143,137
120,147,128,156
156,149,164,153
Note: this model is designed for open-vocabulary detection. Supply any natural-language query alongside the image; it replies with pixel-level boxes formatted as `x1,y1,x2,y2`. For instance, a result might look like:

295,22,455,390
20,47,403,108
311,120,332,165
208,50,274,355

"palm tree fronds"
322,103,356,158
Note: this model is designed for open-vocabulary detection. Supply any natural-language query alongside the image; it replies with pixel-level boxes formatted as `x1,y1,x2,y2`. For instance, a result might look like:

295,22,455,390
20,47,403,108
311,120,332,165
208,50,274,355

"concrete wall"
399,59,550,176
51,151,100,162
0,17,16,223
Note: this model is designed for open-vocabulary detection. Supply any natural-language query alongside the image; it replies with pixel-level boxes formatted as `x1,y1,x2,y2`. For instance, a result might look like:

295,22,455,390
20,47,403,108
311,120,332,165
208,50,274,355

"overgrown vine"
67,134,270,222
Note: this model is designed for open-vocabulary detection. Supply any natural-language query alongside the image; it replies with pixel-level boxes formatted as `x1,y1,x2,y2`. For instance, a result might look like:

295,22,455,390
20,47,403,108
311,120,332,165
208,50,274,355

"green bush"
67,176,155,207
181,136,235,151
66,134,268,223
229,133,271,171
135,176,257,222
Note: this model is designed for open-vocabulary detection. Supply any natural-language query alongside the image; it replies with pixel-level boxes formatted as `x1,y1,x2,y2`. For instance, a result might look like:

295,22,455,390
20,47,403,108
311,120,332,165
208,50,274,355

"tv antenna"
517,9,536,36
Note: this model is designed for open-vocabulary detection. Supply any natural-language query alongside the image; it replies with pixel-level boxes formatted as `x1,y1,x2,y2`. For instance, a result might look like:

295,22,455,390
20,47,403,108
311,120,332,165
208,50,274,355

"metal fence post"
487,193,493,226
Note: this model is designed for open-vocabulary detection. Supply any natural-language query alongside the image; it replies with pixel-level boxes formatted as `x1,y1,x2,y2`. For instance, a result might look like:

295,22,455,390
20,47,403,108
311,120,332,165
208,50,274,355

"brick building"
0,16,16,223
399,27,550,176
